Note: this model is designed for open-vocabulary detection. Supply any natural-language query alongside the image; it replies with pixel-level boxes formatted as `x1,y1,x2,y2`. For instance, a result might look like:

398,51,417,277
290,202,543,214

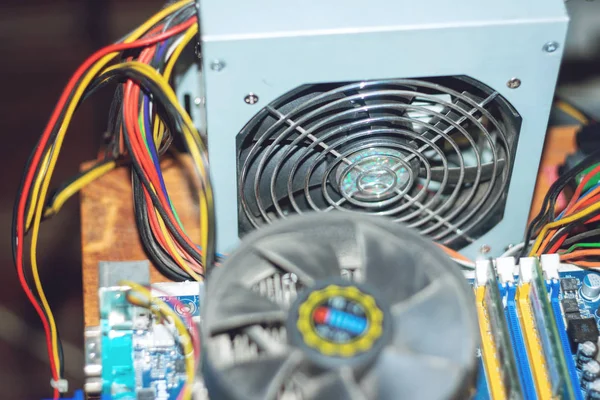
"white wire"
452,257,475,269
498,242,527,258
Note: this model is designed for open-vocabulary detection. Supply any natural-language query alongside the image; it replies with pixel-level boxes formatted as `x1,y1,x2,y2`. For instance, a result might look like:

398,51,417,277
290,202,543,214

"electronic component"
202,214,479,400
582,274,600,301
588,380,600,400
578,342,599,369
562,278,580,293
483,262,523,398
568,319,600,352
563,298,582,314
567,312,584,321
136,388,155,400
583,361,600,390
550,280,582,400
530,259,574,398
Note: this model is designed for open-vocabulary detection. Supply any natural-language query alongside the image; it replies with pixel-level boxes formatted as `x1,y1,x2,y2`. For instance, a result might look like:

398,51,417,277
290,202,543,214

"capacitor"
582,360,600,390
588,379,600,400
582,274,600,301
579,342,599,369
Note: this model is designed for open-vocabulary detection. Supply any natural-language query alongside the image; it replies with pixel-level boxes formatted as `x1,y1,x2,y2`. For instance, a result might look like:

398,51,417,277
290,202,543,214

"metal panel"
192,0,568,258
200,0,566,40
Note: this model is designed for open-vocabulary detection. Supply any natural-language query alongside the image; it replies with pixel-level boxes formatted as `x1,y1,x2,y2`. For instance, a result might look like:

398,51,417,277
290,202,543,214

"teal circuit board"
99,282,201,400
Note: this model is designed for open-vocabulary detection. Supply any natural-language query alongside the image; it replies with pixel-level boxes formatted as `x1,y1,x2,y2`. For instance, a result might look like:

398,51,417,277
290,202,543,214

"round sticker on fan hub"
292,281,389,362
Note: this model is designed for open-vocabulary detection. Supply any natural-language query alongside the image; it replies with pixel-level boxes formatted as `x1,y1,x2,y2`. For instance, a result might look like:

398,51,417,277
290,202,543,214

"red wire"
121,71,203,264
15,17,196,397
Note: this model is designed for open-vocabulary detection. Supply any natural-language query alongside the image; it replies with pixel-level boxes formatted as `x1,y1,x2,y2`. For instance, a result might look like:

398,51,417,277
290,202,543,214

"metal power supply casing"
177,0,569,259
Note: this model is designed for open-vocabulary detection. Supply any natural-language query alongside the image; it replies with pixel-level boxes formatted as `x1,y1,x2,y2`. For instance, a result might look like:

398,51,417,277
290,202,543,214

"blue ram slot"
549,281,583,400
505,283,537,400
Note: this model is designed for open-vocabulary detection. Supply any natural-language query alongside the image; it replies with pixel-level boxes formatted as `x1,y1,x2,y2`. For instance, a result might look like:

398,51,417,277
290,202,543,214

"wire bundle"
12,1,212,398
524,148,600,265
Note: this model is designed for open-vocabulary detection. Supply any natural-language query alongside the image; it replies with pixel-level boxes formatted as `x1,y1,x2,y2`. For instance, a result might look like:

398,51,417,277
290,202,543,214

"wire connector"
50,378,69,393
540,253,560,281
475,259,491,287
497,257,516,283
519,257,535,284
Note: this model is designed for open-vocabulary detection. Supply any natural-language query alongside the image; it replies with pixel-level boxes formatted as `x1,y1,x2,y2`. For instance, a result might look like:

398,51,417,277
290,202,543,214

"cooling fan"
238,77,520,250
202,213,479,400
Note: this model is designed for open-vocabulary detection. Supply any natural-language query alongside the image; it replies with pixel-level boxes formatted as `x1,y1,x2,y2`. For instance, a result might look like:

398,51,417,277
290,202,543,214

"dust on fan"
237,76,521,249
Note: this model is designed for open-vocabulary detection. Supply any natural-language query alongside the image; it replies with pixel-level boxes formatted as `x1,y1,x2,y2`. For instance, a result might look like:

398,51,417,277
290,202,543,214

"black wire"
563,228,600,247
133,172,191,280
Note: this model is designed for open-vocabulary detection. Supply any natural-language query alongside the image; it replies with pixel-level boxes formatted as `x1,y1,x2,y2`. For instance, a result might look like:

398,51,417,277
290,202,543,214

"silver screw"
480,244,491,254
194,97,202,106
244,93,259,105
507,78,521,89
210,60,225,71
543,41,559,53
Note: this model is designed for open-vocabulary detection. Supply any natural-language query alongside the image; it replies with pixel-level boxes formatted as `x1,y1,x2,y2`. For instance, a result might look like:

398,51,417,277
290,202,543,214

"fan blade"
358,223,430,305
205,284,287,334
390,278,477,367
253,234,341,285
421,158,505,185
302,370,367,400
221,350,305,400
375,346,462,400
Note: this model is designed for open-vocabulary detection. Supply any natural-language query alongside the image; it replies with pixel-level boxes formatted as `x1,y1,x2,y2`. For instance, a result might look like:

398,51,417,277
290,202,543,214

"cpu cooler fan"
177,0,569,258
202,213,479,400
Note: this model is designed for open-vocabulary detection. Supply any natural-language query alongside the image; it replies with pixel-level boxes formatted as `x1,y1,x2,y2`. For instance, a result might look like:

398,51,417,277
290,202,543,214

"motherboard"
472,256,600,400
89,256,600,400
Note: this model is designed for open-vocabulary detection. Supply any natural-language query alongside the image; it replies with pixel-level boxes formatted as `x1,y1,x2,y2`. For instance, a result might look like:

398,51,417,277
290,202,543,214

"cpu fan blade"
376,346,462,400
422,159,505,185
205,284,287,334
389,278,477,367
358,223,429,306
221,350,305,400
303,370,367,400
253,234,340,285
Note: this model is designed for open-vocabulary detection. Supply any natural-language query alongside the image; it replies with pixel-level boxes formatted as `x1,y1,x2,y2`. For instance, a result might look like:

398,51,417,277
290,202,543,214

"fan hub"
337,148,414,202
290,280,391,368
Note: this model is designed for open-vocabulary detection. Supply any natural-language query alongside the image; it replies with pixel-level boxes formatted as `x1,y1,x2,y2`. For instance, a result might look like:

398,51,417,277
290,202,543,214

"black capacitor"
578,341,599,369
582,360,600,390
588,379,600,400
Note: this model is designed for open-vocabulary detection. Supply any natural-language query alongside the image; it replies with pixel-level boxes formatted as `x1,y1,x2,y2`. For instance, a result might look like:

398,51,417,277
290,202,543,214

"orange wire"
436,243,473,263
567,260,600,268
560,249,600,261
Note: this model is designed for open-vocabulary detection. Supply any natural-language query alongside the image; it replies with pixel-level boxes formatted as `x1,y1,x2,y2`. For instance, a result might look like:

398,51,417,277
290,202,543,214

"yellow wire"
27,0,194,378
121,281,195,400
44,160,117,219
529,201,600,255
555,100,588,125
26,149,52,230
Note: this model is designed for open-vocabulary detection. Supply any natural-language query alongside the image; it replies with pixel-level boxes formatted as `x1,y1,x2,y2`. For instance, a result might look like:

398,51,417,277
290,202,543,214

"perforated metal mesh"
237,76,521,248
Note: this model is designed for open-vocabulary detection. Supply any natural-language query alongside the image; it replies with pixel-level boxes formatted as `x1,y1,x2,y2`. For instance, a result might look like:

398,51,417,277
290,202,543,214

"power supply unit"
176,0,569,260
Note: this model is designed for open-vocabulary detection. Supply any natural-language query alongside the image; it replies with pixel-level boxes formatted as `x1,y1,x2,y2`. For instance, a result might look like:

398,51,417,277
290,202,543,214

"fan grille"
237,76,521,248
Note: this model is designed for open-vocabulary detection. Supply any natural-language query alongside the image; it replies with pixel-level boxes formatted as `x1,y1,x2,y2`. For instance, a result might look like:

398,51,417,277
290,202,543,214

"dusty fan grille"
237,76,521,248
